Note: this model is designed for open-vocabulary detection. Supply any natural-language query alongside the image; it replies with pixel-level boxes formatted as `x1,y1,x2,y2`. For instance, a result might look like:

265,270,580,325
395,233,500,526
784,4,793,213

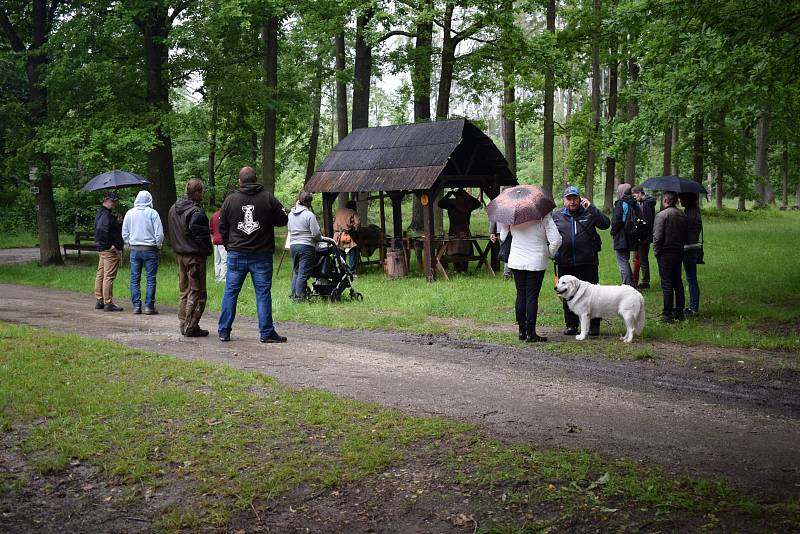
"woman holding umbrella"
490,186,562,343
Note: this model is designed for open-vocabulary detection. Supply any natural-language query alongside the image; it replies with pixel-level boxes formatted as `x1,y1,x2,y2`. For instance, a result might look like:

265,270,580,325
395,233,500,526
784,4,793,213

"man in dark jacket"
610,183,639,286
552,185,610,336
632,185,657,288
93,191,125,311
652,191,688,322
217,166,289,343
168,179,213,337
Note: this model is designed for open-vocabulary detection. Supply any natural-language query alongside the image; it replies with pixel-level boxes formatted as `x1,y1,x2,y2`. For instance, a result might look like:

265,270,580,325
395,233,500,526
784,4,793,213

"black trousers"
511,269,545,327
657,251,685,316
556,263,601,330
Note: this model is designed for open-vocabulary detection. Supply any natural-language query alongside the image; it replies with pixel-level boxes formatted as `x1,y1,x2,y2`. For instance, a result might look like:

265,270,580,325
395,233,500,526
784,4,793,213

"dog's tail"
635,292,646,334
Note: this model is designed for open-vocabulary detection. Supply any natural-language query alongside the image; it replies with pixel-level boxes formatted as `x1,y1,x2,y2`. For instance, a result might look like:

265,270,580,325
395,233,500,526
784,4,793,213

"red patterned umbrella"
486,185,556,225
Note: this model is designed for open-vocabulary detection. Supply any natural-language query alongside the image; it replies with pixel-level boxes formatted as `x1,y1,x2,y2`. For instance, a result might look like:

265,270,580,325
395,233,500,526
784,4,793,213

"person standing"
217,166,289,343
680,192,703,316
631,185,657,289
652,191,688,322
551,186,610,336
499,213,562,342
168,179,213,337
333,200,361,274
610,183,640,286
287,191,322,301
209,207,227,282
93,191,125,311
122,190,164,315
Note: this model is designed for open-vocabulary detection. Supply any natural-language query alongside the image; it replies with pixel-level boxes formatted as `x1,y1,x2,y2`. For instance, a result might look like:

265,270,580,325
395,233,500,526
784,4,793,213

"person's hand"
580,197,591,209
489,233,497,243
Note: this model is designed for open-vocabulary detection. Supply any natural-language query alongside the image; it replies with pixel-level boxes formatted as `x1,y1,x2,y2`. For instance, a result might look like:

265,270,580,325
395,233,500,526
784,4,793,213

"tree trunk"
603,33,617,212
562,90,572,182
585,0,601,200
135,5,178,235
436,1,456,120
334,31,349,208
624,56,638,185
305,55,323,183
670,125,679,175
715,167,723,209
542,0,556,196
754,114,773,206
352,10,373,225
782,145,789,209
410,1,434,232
207,98,218,206
663,128,672,176
502,66,517,175
692,118,704,184
261,16,279,193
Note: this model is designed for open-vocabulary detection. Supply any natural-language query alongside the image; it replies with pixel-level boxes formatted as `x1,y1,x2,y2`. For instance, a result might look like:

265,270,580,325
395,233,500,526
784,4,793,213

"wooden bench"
63,231,98,258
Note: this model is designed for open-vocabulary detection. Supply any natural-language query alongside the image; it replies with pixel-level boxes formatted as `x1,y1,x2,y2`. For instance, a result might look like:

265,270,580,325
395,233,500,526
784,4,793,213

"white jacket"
499,213,562,271
122,191,164,248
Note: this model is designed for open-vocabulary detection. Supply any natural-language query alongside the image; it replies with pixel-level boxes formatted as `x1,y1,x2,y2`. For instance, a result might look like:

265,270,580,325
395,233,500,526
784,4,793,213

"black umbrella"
640,175,708,194
81,170,150,192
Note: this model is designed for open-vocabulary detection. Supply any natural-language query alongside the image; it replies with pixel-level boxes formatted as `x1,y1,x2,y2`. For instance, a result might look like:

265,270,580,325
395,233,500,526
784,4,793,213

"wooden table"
426,236,495,280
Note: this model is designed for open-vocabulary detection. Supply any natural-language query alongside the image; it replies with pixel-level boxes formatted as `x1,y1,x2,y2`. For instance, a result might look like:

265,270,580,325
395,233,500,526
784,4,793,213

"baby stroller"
308,237,363,301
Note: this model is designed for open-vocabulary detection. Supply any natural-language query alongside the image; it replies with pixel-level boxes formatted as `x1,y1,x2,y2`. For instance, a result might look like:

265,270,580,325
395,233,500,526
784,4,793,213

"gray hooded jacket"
287,203,321,247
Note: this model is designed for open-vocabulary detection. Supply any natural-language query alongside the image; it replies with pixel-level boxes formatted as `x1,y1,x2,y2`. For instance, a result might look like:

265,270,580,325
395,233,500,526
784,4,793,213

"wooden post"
422,191,436,281
389,191,404,249
379,190,386,235
322,192,338,237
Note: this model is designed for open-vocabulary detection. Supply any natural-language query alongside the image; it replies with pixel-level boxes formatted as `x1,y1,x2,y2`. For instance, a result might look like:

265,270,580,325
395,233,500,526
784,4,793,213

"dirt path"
1,283,798,501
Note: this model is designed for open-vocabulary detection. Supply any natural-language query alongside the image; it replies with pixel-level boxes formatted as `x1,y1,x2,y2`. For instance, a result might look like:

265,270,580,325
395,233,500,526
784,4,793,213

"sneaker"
144,307,159,315
95,299,105,310
133,305,142,315
684,308,697,317
104,303,124,312
563,326,578,335
184,328,209,337
261,331,287,343
218,333,230,342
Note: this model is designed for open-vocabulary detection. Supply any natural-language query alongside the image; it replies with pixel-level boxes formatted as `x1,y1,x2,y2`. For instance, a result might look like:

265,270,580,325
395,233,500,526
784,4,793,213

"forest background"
1,0,799,265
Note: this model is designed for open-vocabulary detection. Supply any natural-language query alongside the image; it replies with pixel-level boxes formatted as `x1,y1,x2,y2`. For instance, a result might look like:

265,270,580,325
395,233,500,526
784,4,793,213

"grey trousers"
615,250,634,286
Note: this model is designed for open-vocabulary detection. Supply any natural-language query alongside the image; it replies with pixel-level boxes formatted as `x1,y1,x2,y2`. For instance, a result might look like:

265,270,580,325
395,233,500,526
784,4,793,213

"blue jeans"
130,250,159,308
290,244,316,299
218,251,275,339
683,249,701,312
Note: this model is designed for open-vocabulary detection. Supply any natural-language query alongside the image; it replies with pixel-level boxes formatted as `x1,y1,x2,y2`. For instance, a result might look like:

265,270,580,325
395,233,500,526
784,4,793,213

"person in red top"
209,207,226,282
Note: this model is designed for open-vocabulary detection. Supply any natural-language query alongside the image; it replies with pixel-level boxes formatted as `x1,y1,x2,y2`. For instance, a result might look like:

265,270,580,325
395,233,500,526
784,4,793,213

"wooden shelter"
306,118,518,280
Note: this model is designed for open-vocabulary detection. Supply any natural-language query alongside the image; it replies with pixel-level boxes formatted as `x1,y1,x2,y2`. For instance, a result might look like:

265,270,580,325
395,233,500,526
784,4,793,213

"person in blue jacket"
551,186,610,336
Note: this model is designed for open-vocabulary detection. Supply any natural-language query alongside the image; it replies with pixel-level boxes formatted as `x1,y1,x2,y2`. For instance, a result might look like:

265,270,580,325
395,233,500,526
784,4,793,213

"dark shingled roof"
306,119,517,193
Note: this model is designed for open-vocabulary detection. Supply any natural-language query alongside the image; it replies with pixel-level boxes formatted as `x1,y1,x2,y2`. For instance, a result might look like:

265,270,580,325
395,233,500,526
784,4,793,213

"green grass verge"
1,323,797,531
0,209,798,354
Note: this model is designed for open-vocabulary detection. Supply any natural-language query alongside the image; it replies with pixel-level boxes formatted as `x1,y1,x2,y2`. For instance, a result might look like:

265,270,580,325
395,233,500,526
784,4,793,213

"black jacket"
610,195,639,251
94,206,123,251
552,204,610,267
219,183,288,254
653,205,688,257
684,206,703,245
168,197,212,257
638,195,657,243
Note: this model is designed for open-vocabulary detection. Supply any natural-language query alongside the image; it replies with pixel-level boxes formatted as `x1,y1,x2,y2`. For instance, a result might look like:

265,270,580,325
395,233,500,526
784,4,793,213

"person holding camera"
551,185,610,336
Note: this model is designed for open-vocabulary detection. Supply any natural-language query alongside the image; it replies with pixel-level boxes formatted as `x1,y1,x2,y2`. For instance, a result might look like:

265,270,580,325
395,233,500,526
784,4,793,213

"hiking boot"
563,326,578,336
525,323,546,343
518,324,526,341
184,328,209,337
95,299,105,310
261,331,287,343
104,303,124,312
218,333,230,342
133,305,142,315
144,307,158,315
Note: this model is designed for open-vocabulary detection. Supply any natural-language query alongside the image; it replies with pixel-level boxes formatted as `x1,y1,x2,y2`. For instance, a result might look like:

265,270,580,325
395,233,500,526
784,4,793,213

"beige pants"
94,249,121,304
177,254,208,334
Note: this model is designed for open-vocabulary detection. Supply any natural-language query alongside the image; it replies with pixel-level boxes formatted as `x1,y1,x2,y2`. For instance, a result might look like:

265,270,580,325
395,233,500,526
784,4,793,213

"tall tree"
754,113,773,206
542,0,556,195
261,14,280,193
585,0,601,200
603,32,618,211
1,0,64,265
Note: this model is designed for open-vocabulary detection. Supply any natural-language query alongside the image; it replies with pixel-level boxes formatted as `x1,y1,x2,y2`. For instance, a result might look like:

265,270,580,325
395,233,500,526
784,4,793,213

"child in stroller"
307,237,363,301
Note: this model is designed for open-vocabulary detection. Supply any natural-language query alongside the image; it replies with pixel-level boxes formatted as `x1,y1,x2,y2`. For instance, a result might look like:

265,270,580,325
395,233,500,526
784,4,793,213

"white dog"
555,275,645,343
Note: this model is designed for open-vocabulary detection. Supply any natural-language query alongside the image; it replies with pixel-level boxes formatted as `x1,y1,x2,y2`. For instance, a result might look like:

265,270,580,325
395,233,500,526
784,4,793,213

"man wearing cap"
93,191,125,311
551,186,610,336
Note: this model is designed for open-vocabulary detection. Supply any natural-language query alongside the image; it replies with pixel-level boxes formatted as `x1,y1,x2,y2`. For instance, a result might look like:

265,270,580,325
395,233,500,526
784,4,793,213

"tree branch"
168,1,191,25
377,29,416,43
0,10,25,52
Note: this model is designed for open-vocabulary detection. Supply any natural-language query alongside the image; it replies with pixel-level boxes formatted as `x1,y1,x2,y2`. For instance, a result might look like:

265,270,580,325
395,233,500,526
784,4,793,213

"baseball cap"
103,191,119,201
563,185,580,198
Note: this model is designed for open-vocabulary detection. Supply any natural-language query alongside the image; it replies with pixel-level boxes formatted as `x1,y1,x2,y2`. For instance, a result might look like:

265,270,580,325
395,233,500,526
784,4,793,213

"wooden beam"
422,193,435,281
322,192,338,236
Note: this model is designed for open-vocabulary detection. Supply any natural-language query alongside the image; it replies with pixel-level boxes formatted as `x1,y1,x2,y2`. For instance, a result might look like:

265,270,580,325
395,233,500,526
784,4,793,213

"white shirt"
499,213,562,271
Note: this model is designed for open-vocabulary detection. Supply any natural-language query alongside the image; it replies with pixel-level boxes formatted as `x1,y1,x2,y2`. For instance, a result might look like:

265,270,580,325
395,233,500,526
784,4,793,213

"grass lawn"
0,208,798,354
1,323,797,531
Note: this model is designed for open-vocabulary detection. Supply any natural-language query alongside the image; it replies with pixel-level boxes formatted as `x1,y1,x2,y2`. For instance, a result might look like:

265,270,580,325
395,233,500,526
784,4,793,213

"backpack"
622,202,648,249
